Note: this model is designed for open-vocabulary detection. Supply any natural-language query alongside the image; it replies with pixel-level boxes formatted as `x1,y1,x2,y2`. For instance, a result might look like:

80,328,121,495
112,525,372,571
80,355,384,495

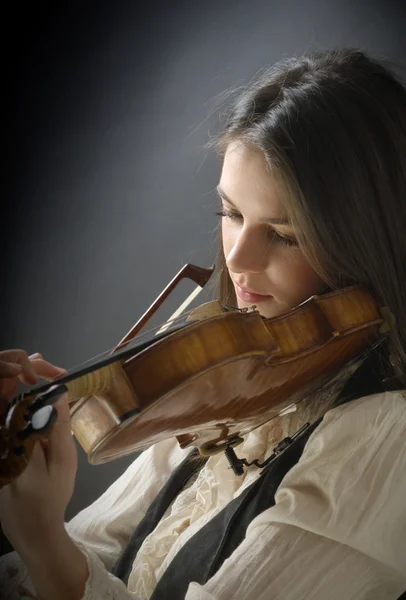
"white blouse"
1,363,406,600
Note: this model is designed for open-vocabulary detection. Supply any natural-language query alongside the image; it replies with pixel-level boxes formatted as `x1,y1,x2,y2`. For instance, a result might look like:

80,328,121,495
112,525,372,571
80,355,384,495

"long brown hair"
206,47,406,385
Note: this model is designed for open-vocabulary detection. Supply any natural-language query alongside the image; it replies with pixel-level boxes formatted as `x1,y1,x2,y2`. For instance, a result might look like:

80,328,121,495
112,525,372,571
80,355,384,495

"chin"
256,306,278,319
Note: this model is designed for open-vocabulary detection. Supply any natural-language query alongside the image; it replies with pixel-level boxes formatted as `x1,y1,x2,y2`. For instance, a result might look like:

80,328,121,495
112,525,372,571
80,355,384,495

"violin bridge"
186,300,226,322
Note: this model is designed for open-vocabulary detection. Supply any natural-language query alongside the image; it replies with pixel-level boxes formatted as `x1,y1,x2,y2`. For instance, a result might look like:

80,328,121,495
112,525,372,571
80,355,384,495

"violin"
0,264,392,488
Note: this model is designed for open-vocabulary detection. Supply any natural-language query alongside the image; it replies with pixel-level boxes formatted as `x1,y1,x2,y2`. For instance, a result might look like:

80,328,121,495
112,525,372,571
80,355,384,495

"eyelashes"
215,208,299,248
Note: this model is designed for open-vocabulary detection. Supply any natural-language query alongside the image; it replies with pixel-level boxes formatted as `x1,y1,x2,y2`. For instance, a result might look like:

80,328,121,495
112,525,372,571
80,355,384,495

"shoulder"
327,387,406,426
251,390,406,575
300,388,406,460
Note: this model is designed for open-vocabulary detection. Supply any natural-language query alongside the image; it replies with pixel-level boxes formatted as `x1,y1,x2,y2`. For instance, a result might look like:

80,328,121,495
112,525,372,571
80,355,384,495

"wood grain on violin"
0,264,391,488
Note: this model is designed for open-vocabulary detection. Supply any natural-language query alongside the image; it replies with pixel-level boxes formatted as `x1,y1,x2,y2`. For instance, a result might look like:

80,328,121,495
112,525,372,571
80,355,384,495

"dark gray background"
2,0,406,555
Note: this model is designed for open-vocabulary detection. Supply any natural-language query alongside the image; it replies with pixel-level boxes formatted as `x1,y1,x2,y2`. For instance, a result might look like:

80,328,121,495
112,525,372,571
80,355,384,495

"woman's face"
218,142,326,318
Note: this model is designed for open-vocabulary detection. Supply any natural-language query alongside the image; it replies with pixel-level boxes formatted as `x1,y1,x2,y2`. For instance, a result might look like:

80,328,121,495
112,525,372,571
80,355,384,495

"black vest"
111,345,406,599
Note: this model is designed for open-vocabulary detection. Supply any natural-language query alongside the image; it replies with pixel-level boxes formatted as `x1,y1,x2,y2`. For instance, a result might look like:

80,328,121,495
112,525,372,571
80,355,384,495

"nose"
225,226,270,274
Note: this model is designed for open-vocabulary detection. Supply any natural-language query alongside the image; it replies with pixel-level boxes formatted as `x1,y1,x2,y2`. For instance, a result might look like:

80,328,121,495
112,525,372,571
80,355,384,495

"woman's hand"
0,348,67,406
0,349,77,560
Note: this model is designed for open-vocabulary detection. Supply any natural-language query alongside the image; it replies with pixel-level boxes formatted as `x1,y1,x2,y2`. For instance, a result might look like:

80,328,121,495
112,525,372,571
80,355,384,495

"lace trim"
128,356,367,599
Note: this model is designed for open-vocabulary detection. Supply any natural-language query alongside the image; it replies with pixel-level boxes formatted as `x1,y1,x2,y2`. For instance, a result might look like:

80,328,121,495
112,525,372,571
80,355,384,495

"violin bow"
112,264,215,353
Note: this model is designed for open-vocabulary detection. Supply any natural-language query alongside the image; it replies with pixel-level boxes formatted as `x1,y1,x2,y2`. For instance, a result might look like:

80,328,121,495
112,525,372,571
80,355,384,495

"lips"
234,281,273,304
235,283,268,295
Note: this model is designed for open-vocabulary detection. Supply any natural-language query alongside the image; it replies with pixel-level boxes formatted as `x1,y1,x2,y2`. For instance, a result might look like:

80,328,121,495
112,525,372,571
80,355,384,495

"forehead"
220,141,286,216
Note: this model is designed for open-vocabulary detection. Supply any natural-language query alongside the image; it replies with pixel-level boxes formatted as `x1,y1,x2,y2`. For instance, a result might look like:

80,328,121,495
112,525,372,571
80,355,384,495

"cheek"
272,253,325,302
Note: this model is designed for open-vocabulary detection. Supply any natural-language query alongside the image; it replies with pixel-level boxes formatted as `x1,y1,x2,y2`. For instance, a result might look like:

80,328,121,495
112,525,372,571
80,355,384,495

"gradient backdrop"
2,0,406,555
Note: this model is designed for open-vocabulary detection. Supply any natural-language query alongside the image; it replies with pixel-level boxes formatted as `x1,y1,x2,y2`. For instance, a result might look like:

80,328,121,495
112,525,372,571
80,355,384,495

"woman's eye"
267,229,299,248
215,208,242,221
216,208,298,248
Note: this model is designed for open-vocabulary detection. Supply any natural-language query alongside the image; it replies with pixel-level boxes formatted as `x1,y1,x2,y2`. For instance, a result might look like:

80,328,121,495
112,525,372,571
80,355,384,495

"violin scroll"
0,384,66,488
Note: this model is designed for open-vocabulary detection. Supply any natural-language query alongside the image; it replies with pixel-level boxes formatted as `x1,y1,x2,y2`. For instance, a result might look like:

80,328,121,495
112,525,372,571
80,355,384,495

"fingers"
0,350,38,385
28,357,68,383
0,350,68,407
0,361,23,377
0,350,38,403
0,350,67,386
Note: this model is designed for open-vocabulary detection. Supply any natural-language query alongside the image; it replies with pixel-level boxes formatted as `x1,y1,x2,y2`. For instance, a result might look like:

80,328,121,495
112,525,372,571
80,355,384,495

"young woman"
1,47,406,600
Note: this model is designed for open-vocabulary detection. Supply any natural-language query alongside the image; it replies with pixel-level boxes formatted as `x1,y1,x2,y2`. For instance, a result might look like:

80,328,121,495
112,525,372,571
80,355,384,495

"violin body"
0,266,390,487
69,284,385,462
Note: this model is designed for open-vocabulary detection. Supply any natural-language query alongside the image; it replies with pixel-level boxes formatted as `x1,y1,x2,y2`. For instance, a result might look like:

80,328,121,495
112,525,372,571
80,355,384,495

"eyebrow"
216,185,291,226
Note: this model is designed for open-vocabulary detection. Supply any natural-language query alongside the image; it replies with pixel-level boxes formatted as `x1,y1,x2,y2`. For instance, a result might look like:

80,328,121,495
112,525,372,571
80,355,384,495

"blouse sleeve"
0,541,145,600
185,390,406,600
0,436,187,600
65,437,188,571
185,523,406,600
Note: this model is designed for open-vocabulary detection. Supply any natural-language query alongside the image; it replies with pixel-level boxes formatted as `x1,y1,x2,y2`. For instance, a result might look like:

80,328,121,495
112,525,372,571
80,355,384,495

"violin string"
59,311,385,383
63,318,186,374
61,302,229,378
